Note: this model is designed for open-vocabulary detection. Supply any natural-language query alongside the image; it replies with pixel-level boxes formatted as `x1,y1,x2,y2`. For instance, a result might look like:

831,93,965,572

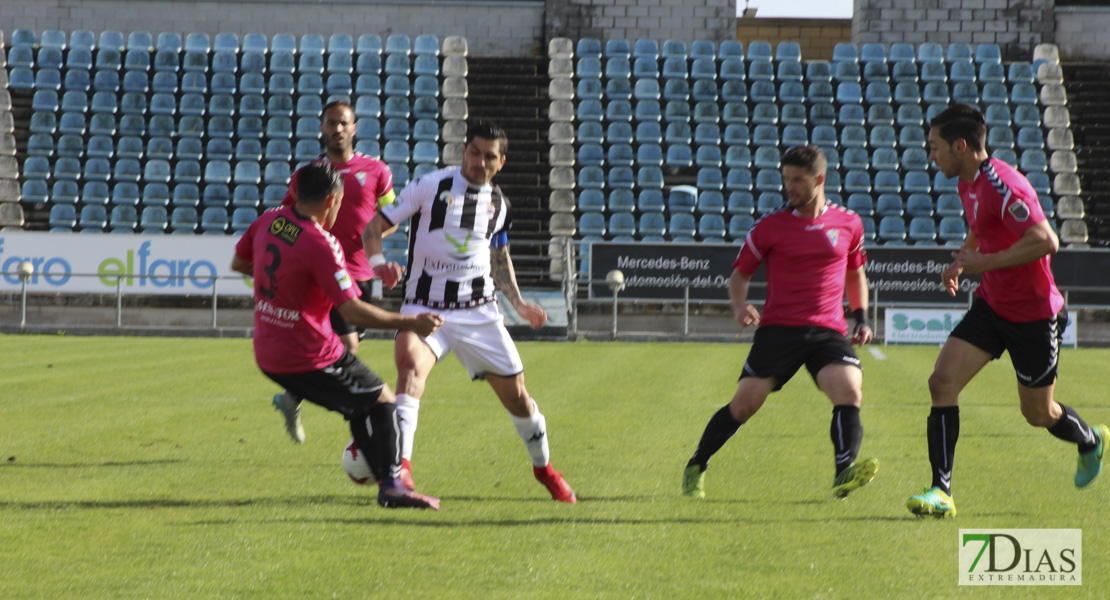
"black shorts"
329,279,375,336
262,350,385,420
949,295,1067,388
740,325,862,392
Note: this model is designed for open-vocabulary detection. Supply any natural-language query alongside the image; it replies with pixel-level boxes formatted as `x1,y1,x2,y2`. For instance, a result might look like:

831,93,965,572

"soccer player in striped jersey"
273,99,397,444
682,145,879,501
906,104,1107,518
361,121,576,503
232,160,443,510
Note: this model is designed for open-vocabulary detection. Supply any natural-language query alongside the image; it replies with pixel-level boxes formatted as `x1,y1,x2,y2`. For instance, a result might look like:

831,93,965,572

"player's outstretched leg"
1076,424,1109,488
395,393,420,489
832,458,879,500
683,404,744,498
272,392,305,444
906,487,957,518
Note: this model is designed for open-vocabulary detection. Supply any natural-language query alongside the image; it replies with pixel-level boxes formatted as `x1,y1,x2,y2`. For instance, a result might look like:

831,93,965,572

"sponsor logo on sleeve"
1007,201,1031,222
335,269,352,291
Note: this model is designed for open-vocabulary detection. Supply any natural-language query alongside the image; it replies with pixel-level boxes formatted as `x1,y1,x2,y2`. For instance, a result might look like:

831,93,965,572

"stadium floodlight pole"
116,276,123,328
682,284,690,336
18,261,32,331
211,277,219,329
606,269,626,340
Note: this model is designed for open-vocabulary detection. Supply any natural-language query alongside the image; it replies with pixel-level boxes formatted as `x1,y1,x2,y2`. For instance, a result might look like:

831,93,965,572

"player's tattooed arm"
490,245,523,308
491,245,547,328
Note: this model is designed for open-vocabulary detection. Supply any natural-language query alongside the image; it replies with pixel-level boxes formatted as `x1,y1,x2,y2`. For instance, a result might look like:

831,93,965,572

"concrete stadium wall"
1054,5,1110,60
0,0,546,57
734,16,852,61
852,0,1056,60
544,0,735,46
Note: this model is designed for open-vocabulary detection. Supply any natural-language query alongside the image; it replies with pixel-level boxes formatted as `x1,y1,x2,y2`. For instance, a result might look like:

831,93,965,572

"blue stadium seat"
893,82,921,104
49,204,78,229
862,61,889,84
888,61,916,85
757,192,784,214
1014,105,1042,129
988,127,1015,150
1016,127,1045,151
724,146,752,170
835,60,861,84
728,215,754,240
904,194,934,218
726,169,754,192
837,104,864,127
755,169,782,193
870,125,897,149
975,62,1004,85
605,57,631,80
727,191,755,216
576,38,602,60
81,181,111,204
841,170,870,194
908,217,937,243
874,171,902,194
846,194,874,217
903,170,931,194
898,126,926,149
841,147,869,171
782,125,808,146
981,82,1009,105
936,194,964,218
923,81,950,105
723,124,750,148
750,124,778,148
868,103,895,127
633,57,659,79
878,216,907,243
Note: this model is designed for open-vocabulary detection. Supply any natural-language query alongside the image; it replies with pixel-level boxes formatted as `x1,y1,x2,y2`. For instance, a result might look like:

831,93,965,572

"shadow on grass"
0,459,188,468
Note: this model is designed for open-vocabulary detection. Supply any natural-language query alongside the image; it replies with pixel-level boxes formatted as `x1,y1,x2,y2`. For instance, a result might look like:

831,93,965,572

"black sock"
688,405,744,471
348,415,381,481
367,402,403,482
927,406,959,495
1048,403,1098,452
831,405,862,476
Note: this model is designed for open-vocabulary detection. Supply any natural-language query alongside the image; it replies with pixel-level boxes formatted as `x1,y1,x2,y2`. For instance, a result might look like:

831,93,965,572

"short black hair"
930,103,987,152
465,120,509,156
322,98,353,118
296,159,343,204
781,145,827,177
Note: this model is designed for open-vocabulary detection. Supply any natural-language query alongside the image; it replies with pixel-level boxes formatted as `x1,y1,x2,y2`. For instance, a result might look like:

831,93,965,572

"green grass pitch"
1,334,1107,599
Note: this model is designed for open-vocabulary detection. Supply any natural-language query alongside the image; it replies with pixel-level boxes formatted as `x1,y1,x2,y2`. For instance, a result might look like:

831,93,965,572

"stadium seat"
939,216,966,243
81,181,111,205
725,168,754,192
728,215,754,240
724,147,753,170
872,148,899,171
903,170,932,194
139,182,170,207
867,103,894,126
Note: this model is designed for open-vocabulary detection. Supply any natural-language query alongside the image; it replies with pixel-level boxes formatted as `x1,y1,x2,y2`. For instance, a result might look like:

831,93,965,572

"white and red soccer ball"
342,437,373,484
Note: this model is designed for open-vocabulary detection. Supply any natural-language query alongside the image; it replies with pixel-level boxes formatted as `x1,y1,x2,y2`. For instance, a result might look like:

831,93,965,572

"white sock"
511,399,550,468
395,393,420,462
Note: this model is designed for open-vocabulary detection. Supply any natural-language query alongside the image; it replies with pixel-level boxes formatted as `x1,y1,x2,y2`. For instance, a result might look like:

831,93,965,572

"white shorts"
400,303,524,380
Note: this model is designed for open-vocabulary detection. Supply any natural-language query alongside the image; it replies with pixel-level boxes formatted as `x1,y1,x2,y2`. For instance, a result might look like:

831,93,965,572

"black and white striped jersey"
380,166,512,309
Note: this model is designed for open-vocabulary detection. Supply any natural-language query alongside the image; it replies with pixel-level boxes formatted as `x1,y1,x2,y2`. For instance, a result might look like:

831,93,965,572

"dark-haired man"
273,99,397,444
682,145,879,501
905,103,1107,518
362,121,577,503
232,159,443,510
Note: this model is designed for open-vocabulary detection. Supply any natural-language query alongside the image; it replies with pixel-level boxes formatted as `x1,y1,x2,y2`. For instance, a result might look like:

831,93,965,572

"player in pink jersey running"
273,99,397,444
907,104,1107,518
682,145,879,501
232,160,443,510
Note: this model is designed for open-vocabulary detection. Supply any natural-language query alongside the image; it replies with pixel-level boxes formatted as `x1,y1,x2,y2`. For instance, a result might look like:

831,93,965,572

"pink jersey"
960,158,1064,322
284,152,395,281
235,206,360,374
733,203,867,334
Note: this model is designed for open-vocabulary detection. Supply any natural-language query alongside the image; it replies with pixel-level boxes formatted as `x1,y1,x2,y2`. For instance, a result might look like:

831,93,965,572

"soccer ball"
342,437,373,485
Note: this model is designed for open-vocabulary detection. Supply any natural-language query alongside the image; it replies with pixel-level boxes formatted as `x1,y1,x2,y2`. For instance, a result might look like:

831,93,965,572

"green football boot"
682,464,706,498
906,486,957,518
832,457,879,500
1076,424,1109,488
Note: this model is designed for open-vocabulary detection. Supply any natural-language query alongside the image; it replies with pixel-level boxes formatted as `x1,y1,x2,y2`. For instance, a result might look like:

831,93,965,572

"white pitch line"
868,347,887,360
